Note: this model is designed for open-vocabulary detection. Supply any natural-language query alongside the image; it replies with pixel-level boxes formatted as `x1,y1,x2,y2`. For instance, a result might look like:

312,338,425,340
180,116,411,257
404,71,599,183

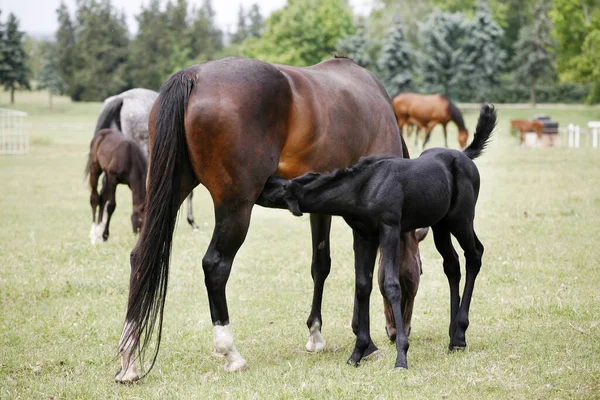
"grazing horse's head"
131,203,145,234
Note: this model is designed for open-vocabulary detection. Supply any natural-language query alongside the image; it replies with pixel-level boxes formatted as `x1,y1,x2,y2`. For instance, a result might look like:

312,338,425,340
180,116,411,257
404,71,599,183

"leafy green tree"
70,0,129,101
1,13,31,104
231,5,248,44
376,16,415,97
186,0,223,63
243,0,355,66
568,27,600,103
247,3,264,38
55,1,77,95
335,24,373,69
550,0,600,77
418,9,468,97
513,0,556,106
460,1,505,101
128,0,171,90
37,44,65,109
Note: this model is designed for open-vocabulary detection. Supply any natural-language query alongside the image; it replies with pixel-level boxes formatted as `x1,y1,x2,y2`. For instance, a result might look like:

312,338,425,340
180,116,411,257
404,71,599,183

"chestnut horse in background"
510,120,543,143
115,56,417,382
85,128,147,244
393,93,469,149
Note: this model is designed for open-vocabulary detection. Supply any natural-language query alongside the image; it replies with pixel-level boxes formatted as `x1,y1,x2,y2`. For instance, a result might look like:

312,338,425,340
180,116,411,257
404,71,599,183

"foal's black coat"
259,105,497,368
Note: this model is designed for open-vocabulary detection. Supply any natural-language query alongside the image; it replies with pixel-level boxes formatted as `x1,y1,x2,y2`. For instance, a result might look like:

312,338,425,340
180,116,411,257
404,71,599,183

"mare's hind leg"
348,230,379,366
449,226,483,350
431,225,462,349
203,201,254,372
305,214,331,352
186,191,200,231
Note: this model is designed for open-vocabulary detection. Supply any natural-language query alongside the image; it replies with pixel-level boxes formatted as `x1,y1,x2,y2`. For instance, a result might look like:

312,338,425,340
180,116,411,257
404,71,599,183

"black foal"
259,105,496,369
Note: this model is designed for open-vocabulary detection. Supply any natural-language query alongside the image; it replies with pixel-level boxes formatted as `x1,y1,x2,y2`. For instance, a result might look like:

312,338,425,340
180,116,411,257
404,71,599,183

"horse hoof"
394,364,408,370
224,359,249,372
305,330,326,352
114,368,140,384
362,350,383,361
347,358,360,367
448,344,466,352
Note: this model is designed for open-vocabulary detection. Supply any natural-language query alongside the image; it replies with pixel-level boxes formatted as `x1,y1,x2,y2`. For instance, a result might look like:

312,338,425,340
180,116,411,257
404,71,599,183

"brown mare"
115,56,419,382
510,120,543,143
85,128,147,244
393,93,469,149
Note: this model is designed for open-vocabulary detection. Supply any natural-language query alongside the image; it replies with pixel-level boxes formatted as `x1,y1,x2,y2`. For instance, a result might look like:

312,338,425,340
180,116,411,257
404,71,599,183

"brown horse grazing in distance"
379,227,429,342
115,56,415,382
510,120,543,143
393,93,469,149
85,128,147,244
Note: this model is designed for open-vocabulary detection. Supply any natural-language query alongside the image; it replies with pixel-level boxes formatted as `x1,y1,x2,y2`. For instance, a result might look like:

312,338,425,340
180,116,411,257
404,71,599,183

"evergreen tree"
460,1,505,101
128,0,171,90
1,13,31,104
418,9,468,97
513,0,555,105
376,16,415,97
37,44,65,109
186,0,223,63
231,5,248,45
55,2,77,95
335,24,373,69
71,0,129,101
247,3,264,38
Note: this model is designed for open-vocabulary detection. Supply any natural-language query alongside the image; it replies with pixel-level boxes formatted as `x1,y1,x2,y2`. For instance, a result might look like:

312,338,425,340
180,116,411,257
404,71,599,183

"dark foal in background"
85,128,148,244
259,105,496,369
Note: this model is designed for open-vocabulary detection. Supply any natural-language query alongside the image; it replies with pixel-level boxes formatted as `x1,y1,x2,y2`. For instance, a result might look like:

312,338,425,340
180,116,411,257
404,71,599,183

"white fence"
0,108,29,154
567,122,600,149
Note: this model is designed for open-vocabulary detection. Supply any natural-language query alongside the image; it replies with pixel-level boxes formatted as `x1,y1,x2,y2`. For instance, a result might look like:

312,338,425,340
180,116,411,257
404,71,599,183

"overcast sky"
0,0,372,37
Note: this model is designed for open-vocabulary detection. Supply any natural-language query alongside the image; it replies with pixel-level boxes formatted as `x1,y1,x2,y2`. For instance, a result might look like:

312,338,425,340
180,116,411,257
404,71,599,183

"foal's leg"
89,168,102,244
449,226,483,349
305,214,331,352
203,202,253,371
186,191,200,231
348,231,379,366
431,225,462,349
99,174,118,242
379,224,409,369
442,123,448,148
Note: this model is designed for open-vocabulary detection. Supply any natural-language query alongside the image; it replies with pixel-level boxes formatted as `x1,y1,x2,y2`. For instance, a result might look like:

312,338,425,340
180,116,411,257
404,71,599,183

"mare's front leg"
186,191,200,231
203,201,253,371
348,230,378,366
305,214,331,352
379,223,409,368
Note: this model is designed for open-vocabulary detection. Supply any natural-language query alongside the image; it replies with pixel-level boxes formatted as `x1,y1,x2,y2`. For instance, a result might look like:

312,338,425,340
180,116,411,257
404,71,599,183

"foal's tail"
463,105,496,160
120,69,196,376
94,96,124,134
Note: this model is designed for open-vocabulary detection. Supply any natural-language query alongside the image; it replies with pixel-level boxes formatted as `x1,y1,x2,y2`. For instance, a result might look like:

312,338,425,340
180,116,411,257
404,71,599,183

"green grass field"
1,91,599,399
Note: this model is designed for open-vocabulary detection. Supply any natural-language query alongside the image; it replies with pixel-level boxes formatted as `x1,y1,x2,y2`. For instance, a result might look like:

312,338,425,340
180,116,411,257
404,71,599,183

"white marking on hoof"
213,325,248,372
89,223,98,245
94,203,109,243
305,321,326,352
115,320,140,383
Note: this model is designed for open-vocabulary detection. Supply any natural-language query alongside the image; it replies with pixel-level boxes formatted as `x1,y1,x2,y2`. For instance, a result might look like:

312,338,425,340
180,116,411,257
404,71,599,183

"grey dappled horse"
91,89,199,243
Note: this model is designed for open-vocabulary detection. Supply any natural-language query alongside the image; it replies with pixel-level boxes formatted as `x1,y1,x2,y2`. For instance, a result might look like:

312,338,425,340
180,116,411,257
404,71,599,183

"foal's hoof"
448,344,467,352
347,358,360,367
114,368,140,384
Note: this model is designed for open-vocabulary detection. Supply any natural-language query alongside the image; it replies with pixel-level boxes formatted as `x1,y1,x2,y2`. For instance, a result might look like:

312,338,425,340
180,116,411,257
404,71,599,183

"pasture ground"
1,91,599,399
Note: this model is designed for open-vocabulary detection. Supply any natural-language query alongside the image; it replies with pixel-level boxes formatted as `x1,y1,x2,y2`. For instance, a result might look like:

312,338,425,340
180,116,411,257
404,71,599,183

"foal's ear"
283,181,304,217
416,227,430,242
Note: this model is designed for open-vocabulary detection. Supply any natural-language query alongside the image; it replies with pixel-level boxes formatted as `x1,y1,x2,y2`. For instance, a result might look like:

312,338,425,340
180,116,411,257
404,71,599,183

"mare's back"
276,58,403,176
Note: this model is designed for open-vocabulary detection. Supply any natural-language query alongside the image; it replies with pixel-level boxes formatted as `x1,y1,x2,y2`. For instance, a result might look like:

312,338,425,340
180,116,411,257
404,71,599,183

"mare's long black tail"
463,105,496,160
94,96,124,134
120,68,196,377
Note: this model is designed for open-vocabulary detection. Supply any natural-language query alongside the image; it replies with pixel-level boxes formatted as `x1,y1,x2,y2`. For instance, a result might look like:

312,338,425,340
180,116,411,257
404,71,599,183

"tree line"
7,0,600,104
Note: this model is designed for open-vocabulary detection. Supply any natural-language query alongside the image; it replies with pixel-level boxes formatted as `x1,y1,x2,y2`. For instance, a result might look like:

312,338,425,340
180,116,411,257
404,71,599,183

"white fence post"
593,128,599,149
0,108,29,155
575,125,580,148
568,123,574,148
